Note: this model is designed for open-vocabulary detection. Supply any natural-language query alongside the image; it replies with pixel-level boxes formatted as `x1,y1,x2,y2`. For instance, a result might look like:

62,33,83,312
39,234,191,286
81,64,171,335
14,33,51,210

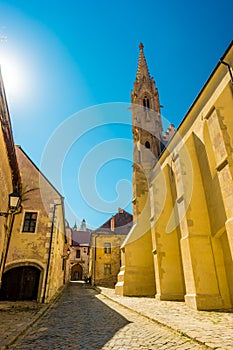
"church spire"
136,43,151,82
131,44,162,218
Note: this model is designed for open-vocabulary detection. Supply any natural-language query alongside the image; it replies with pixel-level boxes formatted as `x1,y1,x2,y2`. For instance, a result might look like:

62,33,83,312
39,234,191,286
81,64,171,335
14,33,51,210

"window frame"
104,242,111,254
104,263,111,275
21,211,38,233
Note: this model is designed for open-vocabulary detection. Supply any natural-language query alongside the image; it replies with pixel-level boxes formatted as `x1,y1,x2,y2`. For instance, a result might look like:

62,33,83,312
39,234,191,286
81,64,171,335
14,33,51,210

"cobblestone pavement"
7,283,206,350
0,301,44,348
99,287,233,350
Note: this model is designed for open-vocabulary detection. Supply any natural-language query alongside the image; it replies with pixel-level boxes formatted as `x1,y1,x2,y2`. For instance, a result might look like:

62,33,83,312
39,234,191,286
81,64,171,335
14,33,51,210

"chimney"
110,217,114,231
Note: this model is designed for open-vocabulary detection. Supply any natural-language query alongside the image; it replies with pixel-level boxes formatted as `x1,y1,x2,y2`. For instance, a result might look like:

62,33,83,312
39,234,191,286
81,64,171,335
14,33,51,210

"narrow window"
145,141,151,149
104,242,111,254
138,150,141,163
76,249,81,258
143,96,150,109
104,264,111,275
22,212,38,233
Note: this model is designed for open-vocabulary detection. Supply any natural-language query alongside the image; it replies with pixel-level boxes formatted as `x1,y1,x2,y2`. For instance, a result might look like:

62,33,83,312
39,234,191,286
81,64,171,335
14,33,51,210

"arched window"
143,96,150,109
145,141,151,149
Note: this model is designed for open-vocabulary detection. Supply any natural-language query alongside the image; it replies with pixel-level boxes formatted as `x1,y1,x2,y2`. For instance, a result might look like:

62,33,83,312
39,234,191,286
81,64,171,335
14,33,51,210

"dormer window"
143,96,150,109
145,141,151,149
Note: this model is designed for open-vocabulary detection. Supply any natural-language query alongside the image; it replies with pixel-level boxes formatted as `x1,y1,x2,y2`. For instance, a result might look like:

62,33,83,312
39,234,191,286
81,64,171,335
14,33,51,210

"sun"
0,49,27,100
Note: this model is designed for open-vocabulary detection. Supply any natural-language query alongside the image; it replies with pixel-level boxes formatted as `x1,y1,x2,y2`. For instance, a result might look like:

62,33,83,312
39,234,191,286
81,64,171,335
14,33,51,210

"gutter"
220,59,233,84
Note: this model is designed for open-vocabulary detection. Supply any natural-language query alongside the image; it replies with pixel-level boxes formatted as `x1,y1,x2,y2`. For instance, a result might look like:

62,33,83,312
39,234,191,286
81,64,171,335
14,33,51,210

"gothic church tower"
131,43,162,218
115,43,160,297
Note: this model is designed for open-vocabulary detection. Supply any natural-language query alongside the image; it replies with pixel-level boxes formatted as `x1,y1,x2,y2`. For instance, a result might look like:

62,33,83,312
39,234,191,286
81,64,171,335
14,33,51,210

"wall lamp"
0,192,21,217
61,247,71,258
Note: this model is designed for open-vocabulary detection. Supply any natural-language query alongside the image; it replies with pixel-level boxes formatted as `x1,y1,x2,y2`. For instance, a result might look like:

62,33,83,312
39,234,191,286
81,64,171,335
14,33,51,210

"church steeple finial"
136,42,150,82
139,42,144,51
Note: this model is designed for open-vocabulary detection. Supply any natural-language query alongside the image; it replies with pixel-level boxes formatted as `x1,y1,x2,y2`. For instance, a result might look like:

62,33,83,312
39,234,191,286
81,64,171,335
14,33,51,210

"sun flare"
0,51,27,100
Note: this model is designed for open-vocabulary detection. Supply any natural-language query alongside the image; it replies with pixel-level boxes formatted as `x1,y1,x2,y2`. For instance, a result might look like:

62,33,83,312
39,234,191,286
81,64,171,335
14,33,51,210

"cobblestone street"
0,301,44,348
5,283,206,350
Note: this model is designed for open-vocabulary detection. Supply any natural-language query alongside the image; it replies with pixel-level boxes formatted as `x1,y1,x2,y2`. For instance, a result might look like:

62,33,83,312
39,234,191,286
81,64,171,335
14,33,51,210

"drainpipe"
42,203,61,303
60,197,67,285
220,59,233,84
0,194,21,289
93,235,97,286
0,214,15,288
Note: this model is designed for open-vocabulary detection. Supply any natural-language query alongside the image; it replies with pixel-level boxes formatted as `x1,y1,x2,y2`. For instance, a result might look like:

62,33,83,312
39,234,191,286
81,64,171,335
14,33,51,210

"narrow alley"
7,283,206,350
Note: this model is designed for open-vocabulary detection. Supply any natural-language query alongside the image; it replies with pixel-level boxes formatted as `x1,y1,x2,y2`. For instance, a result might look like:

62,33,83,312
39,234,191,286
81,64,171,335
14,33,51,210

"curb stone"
96,287,212,350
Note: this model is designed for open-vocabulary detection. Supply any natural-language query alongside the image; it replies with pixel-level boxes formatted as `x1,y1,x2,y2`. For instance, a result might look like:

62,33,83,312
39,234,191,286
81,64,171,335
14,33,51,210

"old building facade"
1,145,68,302
116,42,233,310
90,209,133,287
70,220,91,281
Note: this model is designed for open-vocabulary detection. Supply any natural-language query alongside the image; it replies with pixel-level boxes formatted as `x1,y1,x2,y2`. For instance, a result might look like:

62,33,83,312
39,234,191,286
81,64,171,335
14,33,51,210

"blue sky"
0,0,232,228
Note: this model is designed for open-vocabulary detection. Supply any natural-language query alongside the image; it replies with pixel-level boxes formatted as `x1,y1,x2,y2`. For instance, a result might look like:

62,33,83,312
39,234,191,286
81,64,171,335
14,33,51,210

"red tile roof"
94,209,133,235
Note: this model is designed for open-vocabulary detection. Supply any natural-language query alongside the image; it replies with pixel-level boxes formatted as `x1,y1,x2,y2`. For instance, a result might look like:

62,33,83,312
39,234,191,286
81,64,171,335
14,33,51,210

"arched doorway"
71,264,83,281
0,266,40,301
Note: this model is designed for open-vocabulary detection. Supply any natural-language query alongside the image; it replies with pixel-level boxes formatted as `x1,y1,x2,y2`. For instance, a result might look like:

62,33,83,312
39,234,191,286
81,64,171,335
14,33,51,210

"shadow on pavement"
10,282,130,349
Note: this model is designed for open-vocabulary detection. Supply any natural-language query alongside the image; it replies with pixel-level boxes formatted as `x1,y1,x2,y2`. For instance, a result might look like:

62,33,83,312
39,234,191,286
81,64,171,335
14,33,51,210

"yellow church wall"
192,132,232,308
149,44,233,310
211,235,233,307
150,164,185,300
117,42,233,310
205,97,233,261
152,133,230,309
116,228,155,296
218,232,233,306
156,111,233,309
116,193,156,296
197,124,227,236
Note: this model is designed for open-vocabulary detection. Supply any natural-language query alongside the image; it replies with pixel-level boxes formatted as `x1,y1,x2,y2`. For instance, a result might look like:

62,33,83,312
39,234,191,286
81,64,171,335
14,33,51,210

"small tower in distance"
80,219,87,231
131,43,162,218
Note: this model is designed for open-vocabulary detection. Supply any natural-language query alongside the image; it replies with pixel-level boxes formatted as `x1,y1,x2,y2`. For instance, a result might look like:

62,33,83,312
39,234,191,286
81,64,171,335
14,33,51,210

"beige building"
1,145,69,302
90,209,133,287
70,220,91,281
116,42,233,310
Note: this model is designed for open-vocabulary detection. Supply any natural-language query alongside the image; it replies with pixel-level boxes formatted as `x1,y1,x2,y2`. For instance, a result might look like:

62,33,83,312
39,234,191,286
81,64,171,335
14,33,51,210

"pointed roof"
15,145,63,198
80,218,87,230
136,43,151,82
